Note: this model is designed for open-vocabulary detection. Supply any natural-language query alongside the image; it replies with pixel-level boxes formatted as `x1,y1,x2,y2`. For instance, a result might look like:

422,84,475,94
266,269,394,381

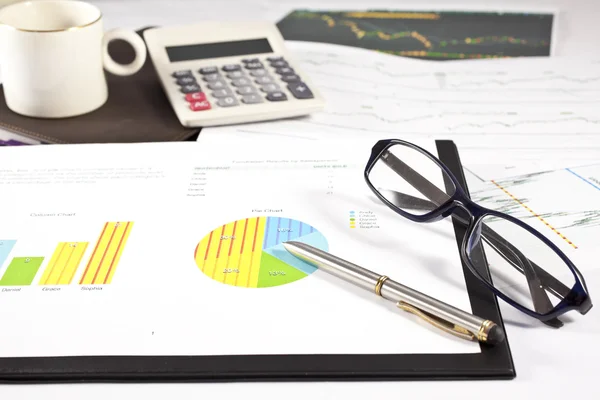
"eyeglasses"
364,139,592,328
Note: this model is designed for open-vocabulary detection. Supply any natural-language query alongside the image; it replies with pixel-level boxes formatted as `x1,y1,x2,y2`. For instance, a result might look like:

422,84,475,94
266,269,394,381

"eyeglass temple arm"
381,189,569,299
379,151,565,308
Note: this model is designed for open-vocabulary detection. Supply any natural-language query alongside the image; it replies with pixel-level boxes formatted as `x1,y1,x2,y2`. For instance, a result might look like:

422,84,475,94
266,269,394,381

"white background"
1,0,600,398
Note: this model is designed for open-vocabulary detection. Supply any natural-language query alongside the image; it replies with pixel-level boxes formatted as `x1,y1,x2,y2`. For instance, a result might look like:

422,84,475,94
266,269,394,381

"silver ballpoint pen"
283,241,505,345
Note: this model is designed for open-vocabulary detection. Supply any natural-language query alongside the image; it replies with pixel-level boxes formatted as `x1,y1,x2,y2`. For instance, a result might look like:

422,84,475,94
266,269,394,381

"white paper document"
0,141,480,358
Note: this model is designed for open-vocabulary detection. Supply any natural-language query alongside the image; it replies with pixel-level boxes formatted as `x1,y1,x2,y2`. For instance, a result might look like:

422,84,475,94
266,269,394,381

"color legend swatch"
39,242,89,285
79,221,133,285
195,216,328,288
0,257,45,286
349,211,356,228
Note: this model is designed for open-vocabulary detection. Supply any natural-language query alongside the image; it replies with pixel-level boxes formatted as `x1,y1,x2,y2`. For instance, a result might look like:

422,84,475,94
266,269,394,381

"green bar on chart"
0,257,45,286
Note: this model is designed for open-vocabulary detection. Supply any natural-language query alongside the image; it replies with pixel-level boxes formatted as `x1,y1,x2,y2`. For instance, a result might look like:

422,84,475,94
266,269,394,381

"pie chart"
194,216,328,288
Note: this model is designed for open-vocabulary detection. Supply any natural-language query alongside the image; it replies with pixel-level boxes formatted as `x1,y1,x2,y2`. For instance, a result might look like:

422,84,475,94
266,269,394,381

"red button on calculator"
190,100,211,111
186,92,207,102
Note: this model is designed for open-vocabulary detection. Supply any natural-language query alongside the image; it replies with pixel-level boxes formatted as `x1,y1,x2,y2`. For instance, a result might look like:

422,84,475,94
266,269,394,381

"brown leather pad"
0,27,198,144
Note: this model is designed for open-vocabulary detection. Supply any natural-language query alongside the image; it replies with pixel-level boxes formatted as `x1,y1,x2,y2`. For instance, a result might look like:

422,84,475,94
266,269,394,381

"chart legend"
195,216,328,288
79,222,133,285
39,242,89,285
0,257,45,286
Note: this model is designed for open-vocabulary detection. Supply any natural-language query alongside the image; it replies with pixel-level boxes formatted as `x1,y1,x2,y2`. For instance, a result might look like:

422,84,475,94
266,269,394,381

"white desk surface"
2,0,600,398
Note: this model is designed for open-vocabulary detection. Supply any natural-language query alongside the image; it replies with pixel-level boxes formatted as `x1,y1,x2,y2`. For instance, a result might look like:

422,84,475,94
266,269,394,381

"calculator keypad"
172,54,314,113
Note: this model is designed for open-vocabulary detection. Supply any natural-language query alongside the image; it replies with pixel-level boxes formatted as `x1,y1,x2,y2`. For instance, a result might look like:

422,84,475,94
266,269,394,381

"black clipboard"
0,140,515,382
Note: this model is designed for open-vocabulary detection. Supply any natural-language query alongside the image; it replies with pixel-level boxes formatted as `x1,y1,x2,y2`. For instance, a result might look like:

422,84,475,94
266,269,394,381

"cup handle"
101,28,147,76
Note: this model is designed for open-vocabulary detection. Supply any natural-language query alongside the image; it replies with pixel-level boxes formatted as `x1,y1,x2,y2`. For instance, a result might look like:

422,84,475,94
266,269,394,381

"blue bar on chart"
0,240,17,268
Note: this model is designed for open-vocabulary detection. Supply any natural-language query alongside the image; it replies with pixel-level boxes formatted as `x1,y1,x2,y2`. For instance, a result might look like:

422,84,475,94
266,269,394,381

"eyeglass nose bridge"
440,199,478,226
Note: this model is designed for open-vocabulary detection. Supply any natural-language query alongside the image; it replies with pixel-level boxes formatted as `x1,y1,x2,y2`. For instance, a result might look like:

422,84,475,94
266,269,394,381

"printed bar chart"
0,240,17,268
39,242,89,285
0,257,45,286
79,222,133,285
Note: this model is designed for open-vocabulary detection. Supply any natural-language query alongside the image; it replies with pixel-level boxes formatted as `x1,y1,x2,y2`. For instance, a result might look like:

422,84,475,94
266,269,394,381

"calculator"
143,22,325,127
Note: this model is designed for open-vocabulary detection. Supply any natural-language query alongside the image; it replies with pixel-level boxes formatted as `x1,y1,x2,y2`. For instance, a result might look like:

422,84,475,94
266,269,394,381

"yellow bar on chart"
39,242,89,285
79,222,133,285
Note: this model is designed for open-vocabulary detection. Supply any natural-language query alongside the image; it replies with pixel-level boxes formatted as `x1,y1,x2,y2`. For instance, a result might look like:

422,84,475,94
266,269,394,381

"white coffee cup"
0,0,147,118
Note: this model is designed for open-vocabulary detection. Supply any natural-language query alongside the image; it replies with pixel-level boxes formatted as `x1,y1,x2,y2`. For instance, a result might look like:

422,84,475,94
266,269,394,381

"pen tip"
282,241,302,252
486,324,506,345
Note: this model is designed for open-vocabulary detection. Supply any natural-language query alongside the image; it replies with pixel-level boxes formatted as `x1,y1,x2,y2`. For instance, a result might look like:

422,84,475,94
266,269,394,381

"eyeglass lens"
367,144,456,216
468,215,575,313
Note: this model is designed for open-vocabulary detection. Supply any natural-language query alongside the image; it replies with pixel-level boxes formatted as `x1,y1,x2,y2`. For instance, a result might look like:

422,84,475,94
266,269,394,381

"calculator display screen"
166,38,273,62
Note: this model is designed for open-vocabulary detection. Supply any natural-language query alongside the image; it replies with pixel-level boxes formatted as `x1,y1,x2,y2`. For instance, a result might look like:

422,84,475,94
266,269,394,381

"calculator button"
227,71,245,79
288,82,314,99
260,83,281,93
267,56,284,61
185,92,207,102
202,73,222,82
199,66,218,74
217,97,239,107
241,94,264,104
207,81,227,90
231,77,252,87
189,100,211,111
275,67,295,76
172,70,193,78
255,76,274,84
180,84,202,93
176,76,197,86
222,64,241,72
242,58,260,63
280,74,301,83
270,60,288,68
244,62,264,70
211,88,234,98
236,86,257,95
266,92,287,101
250,69,268,77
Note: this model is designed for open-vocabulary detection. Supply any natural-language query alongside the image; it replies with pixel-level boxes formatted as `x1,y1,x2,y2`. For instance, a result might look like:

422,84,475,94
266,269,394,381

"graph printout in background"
277,10,554,60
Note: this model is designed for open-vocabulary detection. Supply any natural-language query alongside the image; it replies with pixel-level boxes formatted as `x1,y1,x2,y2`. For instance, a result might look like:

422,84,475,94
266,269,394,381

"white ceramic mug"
0,0,147,118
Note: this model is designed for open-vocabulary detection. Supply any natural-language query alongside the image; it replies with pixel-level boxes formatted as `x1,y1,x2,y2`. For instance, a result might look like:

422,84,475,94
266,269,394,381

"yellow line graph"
491,181,578,249
320,15,432,47
39,242,89,285
342,12,440,20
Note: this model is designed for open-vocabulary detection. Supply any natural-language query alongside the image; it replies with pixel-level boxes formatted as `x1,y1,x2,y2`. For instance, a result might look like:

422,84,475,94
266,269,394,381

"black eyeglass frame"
364,139,592,323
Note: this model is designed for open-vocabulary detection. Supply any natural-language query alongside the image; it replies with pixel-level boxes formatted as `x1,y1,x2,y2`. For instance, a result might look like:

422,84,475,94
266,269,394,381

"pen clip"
397,301,476,342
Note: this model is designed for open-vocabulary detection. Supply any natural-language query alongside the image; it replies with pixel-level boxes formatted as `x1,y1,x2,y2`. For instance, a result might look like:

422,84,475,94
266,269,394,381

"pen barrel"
314,249,382,292
380,279,485,336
